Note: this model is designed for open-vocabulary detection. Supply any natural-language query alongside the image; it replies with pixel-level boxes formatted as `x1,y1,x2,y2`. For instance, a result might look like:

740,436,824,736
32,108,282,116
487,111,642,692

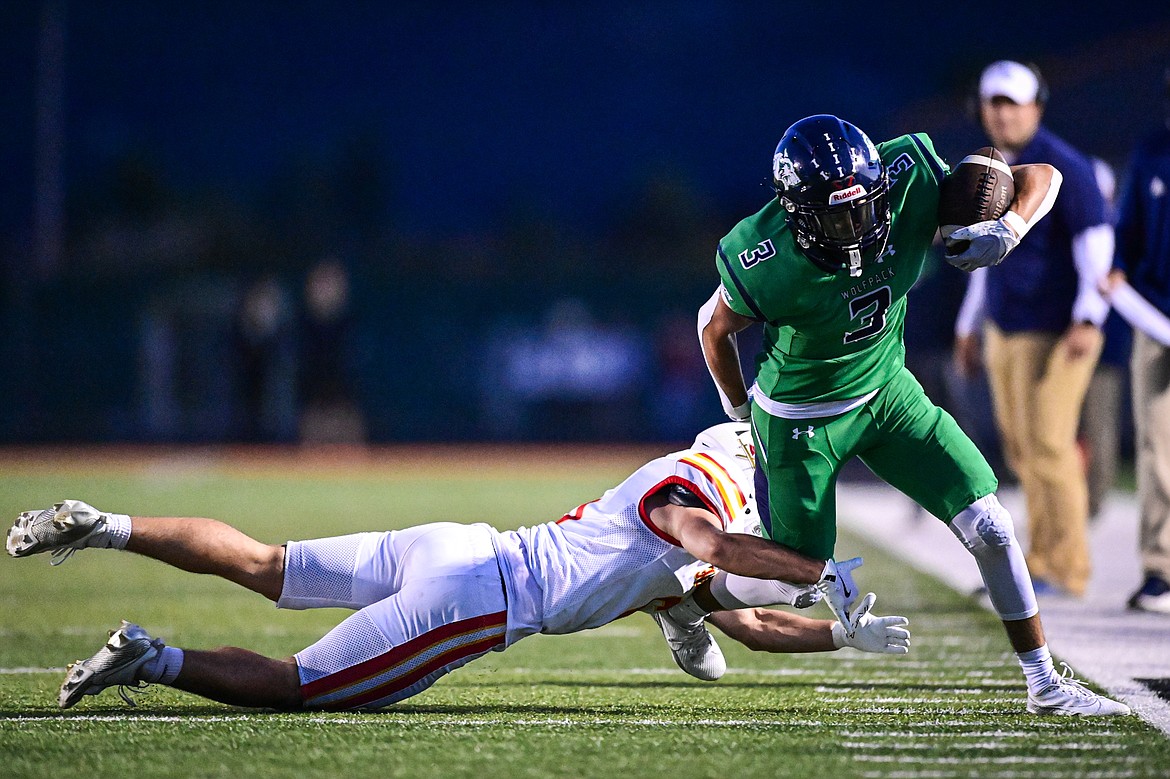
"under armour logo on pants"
792,426,815,439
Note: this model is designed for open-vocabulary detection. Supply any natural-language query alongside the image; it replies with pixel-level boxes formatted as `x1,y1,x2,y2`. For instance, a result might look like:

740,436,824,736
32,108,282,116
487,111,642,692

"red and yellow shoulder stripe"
677,452,748,527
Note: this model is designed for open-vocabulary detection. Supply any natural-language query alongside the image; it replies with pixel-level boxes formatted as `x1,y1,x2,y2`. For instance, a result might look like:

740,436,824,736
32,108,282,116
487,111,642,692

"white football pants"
280,522,508,709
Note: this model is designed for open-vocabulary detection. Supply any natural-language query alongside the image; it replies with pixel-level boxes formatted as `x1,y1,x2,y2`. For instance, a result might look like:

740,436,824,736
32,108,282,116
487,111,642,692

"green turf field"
1,450,1167,778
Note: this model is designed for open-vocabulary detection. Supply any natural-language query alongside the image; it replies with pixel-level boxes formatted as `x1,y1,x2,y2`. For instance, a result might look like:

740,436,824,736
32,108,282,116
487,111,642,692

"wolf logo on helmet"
773,151,801,190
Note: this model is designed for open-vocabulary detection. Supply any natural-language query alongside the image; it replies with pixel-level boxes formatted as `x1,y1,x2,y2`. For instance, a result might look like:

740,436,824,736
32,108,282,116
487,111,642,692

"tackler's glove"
831,593,911,654
815,556,863,637
944,218,1021,272
791,585,823,609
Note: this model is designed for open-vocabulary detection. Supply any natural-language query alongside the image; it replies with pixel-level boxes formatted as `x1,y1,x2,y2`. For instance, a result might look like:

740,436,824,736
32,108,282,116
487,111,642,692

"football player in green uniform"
660,114,1129,716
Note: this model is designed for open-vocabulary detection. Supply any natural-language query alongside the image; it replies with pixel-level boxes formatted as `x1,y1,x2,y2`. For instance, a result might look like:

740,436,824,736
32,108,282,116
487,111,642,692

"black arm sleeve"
666,483,707,509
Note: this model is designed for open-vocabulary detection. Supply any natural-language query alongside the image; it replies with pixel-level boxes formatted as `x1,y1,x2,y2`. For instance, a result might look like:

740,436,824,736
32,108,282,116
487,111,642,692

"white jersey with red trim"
490,447,754,645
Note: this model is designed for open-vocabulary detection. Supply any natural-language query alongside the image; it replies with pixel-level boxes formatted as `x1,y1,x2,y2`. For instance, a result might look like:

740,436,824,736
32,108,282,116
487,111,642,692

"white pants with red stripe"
279,522,508,710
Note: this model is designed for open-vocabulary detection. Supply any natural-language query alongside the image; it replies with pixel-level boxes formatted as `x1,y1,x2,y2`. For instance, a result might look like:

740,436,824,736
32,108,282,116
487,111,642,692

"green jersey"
716,133,949,404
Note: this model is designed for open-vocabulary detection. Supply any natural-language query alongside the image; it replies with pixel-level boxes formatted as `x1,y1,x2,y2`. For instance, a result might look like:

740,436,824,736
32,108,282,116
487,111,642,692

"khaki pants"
984,323,1103,595
1131,332,1170,581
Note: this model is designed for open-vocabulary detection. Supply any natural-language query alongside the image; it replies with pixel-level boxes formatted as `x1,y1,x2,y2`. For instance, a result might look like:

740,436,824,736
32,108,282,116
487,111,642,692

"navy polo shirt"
1114,127,1170,316
986,126,1107,333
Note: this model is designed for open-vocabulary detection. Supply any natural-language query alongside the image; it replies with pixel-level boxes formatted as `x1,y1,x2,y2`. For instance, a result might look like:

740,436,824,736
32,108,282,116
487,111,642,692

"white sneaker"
1026,663,1131,716
59,621,162,709
7,500,108,565
652,611,726,681
1128,576,1170,614
1133,590,1170,614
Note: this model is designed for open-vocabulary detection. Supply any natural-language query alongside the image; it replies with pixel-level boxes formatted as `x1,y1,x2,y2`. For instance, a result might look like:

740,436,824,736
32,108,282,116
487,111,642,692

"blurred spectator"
953,61,1113,598
139,301,180,438
493,298,648,441
297,257,366,444
1110,67,1170,614
233,274,296,442
136,281,241,441
1079,159,1131,521
651,311,713,442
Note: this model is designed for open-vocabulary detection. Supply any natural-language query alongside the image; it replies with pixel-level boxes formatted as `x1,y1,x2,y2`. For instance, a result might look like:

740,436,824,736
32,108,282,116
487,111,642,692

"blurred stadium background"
1,1,1169,450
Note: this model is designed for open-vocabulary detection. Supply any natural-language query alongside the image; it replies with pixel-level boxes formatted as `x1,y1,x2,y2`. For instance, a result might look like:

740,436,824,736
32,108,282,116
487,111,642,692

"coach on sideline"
953,60,1114,599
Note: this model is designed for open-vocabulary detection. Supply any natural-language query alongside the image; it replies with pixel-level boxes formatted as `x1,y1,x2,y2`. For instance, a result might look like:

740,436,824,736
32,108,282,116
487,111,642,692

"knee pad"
949,495,1015,552
949,495,1037,621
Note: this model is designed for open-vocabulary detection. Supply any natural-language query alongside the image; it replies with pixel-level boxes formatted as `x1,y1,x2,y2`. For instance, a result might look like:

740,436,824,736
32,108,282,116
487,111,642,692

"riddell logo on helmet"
828,184,866,205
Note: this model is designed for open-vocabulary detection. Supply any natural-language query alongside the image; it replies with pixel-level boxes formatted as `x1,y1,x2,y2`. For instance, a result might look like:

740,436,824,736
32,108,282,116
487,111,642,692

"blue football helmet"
771,115,891,276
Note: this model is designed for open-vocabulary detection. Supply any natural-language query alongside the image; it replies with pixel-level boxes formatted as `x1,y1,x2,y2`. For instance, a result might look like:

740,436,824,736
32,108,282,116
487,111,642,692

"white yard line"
0,714,1115,731
861,772,1136,779
2,713,1123,733
0,714,831,727
837,482,1170,737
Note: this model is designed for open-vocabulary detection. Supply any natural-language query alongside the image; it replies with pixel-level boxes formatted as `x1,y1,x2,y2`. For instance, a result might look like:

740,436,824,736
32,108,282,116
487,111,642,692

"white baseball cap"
979,60,1041,105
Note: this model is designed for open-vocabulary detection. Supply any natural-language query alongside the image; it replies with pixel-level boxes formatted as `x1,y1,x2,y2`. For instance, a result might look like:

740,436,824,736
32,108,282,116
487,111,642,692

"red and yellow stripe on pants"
301,611,507,710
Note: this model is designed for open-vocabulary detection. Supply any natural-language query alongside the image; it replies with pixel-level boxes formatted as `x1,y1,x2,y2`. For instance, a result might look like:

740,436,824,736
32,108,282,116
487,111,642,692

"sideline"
837,482,1170,735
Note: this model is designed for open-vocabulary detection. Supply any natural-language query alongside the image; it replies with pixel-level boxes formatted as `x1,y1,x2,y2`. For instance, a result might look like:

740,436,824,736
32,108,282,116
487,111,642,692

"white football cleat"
59,621,162,709
7,500,108,565
1026,663,1131,716
653,611,726,681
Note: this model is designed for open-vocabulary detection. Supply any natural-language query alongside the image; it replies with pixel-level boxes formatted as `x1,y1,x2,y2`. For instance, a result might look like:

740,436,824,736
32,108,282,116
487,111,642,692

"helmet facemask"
780,170,891,277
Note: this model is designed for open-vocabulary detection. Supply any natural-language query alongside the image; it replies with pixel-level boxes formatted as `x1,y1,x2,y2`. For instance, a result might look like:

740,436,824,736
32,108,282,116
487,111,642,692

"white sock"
90,513,132,550
140,645,184,685
708,572,755,609
1017,645,1057,693
709,571,812,609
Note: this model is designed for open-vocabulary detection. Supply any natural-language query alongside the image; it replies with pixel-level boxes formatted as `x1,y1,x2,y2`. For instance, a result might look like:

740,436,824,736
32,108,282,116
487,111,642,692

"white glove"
944,218,1021,272
815,556,863,636
791,585,822,609
831,593,911,654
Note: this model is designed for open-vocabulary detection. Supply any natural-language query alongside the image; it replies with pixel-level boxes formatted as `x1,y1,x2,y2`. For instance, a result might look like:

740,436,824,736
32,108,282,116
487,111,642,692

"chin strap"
848,248,862,277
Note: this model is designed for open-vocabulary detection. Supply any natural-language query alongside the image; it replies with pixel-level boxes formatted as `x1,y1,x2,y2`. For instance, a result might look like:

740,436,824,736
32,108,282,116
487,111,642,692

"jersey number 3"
738,239,775,269
843,286,891,344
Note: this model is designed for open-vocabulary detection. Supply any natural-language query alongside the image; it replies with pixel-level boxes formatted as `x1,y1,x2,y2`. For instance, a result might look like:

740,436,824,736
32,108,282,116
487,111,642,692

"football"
937,146,1015,251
